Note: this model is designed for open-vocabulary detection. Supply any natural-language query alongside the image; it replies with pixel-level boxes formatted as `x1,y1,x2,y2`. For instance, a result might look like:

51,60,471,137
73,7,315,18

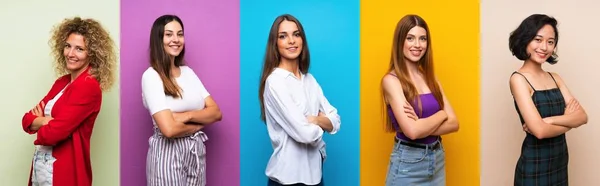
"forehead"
278,20,299,33
66,33,86,46
164,21,183,31
536,24,555,38
407,26,427,36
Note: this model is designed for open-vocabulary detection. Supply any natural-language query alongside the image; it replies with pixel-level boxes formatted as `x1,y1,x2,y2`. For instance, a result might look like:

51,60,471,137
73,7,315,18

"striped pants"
147,128,208,186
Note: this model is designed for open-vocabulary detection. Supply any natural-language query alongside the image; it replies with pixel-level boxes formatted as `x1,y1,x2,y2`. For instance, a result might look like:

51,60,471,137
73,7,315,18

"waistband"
35,145,53,153
395,137,441,150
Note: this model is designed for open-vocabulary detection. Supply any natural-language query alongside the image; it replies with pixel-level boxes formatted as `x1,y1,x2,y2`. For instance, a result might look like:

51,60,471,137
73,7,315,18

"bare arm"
153,110,203,138
142,69,202,138
510,74,570,139
430,81,459,136
173,96,222,126
308,112,334,133
382,74,447,140
544,72,588,128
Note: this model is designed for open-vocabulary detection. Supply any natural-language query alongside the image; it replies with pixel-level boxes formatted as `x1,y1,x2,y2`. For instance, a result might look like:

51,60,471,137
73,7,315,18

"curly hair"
49,17,117,91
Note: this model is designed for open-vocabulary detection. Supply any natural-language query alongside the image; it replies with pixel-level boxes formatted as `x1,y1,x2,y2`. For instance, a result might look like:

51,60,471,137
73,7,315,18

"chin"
283,54,300,60
407,58,420,63
66,65,81,71
532,58,547,64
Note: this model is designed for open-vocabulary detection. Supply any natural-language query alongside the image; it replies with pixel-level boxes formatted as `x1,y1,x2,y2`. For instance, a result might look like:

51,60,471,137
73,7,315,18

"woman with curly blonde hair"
21,17,116,186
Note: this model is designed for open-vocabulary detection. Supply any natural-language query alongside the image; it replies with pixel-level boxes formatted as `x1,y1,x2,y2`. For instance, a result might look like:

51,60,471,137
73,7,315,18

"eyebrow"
66,42,86,49
165,30,183,33
536,35,555,40
406,34,426,37
278,30,299,34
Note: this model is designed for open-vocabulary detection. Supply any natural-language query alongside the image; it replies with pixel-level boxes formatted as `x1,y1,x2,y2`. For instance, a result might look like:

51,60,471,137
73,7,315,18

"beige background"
0,1,120,185
481,0,600,185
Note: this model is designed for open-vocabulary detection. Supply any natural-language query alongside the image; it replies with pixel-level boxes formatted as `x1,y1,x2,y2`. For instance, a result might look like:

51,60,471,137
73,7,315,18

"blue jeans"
385,138,446,186
31,146,55,186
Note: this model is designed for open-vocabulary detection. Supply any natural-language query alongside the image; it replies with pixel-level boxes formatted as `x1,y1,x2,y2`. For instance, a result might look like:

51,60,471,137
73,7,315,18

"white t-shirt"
37,84,69,152
141,66,211,127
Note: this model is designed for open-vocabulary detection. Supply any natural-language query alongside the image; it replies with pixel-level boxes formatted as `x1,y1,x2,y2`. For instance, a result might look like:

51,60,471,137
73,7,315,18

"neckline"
533,87,560,92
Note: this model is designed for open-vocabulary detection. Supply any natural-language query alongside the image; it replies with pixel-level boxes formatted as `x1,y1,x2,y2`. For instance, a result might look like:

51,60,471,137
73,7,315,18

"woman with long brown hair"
142,14,222,186
258,14,341,186
381,14,459,185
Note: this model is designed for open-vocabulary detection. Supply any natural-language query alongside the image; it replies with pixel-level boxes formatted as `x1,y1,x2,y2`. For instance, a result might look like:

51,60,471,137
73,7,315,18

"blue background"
240,0,360,185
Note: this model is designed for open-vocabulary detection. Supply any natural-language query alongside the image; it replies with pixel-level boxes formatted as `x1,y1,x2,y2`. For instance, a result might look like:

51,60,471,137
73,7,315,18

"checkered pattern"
512,72,568,186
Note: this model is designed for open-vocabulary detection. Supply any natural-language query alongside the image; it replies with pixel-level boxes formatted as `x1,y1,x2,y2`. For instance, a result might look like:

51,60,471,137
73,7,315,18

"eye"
165,33,172,37
420,37,427,41
278,35,286,39
178,33,184,37
534,38,542,42
293,32,301,37
406,37,414,41
548,40,555,45
77,47,84,52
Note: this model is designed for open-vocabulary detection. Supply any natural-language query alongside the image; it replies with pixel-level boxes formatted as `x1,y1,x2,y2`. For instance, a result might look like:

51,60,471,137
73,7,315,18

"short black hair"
509,14,559,64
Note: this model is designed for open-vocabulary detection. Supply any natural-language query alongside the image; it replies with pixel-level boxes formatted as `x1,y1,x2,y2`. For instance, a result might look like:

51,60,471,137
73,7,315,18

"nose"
172,35,180,43
67,48,76,57
539,42,548,51
287,36,295,45
413,39,422,49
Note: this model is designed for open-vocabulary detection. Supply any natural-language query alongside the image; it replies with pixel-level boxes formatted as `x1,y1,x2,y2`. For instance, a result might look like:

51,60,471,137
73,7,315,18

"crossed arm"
382,75,459,140
510,73,588,139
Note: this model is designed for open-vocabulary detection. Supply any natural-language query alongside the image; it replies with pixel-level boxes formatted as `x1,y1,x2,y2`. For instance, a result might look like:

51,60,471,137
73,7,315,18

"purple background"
120,0,240,185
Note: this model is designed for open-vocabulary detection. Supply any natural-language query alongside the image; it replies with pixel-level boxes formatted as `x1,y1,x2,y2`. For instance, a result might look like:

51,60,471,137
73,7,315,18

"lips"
535,51,548,58
287,46,298,52
410,50,422,56
67,58,78,64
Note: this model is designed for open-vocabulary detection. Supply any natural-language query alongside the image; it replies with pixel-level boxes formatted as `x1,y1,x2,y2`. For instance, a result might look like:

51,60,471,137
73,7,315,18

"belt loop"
394,137,401,151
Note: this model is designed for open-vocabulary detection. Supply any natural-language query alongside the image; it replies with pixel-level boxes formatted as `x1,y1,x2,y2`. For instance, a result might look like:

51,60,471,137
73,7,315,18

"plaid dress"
512,72,568,186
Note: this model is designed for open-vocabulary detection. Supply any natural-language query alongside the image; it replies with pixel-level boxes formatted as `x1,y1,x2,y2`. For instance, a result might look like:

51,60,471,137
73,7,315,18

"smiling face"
276,20,303,62
403,26,428,63
63,33,89,73
526,24,556,64
163,20,184,58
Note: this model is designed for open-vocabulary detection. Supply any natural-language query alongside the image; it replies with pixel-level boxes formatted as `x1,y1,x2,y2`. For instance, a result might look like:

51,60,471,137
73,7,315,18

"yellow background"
360,0,480,185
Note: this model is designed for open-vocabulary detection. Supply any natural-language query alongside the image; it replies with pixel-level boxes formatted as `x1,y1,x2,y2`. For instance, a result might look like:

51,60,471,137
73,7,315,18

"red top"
22,67,102,186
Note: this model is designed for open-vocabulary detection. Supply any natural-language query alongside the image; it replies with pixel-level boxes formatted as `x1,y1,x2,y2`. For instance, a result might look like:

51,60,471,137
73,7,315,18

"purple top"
387,93,441,144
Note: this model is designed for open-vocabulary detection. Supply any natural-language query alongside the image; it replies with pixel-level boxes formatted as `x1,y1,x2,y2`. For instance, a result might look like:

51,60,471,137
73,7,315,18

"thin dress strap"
547,72,559,87
512,71,536,91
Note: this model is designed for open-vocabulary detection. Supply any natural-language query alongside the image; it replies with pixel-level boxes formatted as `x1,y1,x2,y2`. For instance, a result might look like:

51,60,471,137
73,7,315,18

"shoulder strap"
511,71,536,90
547,72,559,87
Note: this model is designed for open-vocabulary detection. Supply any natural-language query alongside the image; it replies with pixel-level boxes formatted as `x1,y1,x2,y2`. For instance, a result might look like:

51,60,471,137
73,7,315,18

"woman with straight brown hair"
142,14,222,186
381,14,459,185
258,14,341,186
